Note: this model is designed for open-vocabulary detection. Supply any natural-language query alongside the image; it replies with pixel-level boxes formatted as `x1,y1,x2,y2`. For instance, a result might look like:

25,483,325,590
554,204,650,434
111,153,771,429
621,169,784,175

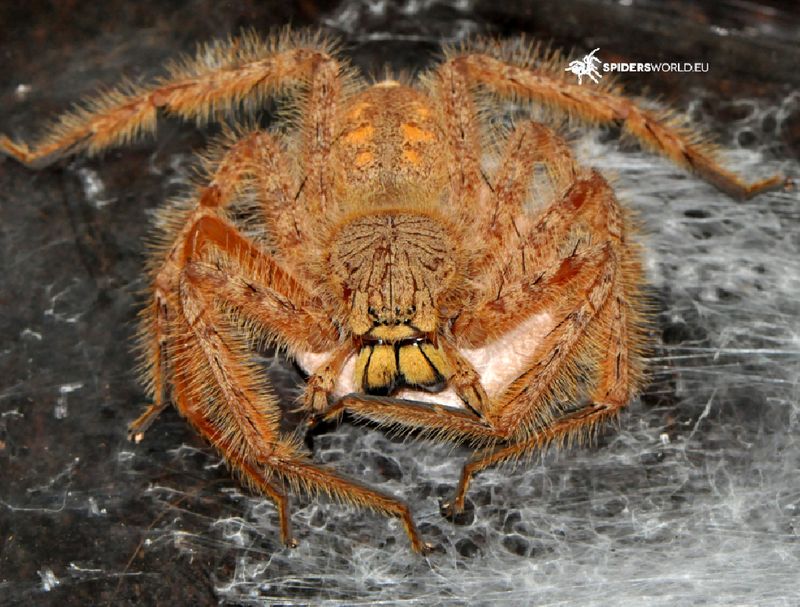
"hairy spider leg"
0,31,345,171
442,50,788,199
138,189,430,552
131,129,331,437
178,251,430,552
456,121,582,333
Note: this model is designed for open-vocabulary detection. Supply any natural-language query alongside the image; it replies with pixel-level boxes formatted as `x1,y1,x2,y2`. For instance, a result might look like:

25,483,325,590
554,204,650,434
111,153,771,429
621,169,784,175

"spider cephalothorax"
325,208,464,394
1,30,787,553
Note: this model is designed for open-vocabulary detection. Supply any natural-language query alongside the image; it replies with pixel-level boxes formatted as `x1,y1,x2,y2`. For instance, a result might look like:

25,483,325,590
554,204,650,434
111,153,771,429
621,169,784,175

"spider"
1,30,787,554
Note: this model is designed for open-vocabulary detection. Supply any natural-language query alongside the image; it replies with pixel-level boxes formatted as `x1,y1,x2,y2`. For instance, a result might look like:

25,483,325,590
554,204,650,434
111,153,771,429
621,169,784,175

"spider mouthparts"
353,338,454,395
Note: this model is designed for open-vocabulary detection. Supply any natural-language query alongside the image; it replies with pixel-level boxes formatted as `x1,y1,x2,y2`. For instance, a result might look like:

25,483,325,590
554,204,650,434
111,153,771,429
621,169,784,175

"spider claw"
408,536,436,555
420,541,436,556
127,401,168,442
440,500,455,517
440,496,473,525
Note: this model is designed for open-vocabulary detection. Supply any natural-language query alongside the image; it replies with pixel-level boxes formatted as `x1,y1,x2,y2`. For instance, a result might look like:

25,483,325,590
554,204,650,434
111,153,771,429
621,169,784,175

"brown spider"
1,30,787,554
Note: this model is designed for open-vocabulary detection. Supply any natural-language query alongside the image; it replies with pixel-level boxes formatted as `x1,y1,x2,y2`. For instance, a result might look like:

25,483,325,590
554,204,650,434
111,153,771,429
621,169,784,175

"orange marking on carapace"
343,125,375,145
355,151,373,167
402,149,421,165
401,123,435,144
